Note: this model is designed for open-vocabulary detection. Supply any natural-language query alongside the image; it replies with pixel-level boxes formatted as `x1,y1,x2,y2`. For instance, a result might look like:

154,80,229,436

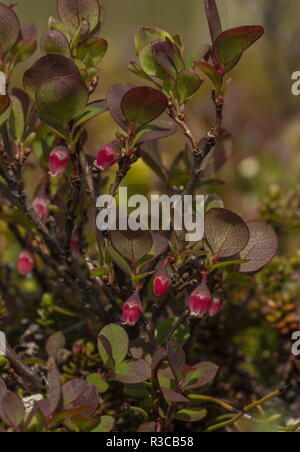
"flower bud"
122,293,142,327
33,195,50,222
49,146,70,177
188,276,212,318
153,269,170,297
95,141,120,171
17,250,35,276
209,294,224,318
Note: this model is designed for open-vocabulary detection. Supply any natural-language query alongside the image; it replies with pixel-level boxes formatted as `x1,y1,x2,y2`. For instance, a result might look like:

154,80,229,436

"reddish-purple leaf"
239,221,278,274
161,387,189,403
46,331,66,361
23,54,81,101
204,0,222,43
152,347,166,371
137,422,156,432
213,26,264,72
57,0,101,34
36,75,89,125
73,384,99,416
107,83,135,130
0,391,25,428
205,208,250,258
48,361,62,415
0,95,10,116
167,341,186,381
181,361,219,391
136,120,177,144
62,379,88,406
151,38,185,79
121,86,168,126
0,4,20,53
40,30,70,57
114,359,151,384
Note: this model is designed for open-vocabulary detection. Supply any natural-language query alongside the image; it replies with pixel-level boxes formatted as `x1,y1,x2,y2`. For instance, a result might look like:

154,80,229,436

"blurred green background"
7,0,300,254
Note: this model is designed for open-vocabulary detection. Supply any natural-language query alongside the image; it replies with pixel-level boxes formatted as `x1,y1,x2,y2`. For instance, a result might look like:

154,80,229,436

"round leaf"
205,208,250,258
213,26,264,72
86,373,109,394
36,75,89,125
23,54,81,101
98,324,129,368
239,221,278,274
57,0,101,34
121,86,168,126
111,229,153,263
40,30,70,57
0,4,20,53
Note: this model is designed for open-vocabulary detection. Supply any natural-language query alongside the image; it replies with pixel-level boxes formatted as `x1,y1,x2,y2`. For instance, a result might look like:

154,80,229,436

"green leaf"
181,362,219,391
213,26,264,73
9,95,25,142
205,208,250,258
36,75,88,125
156,318,190,346
223,272,254,286
111,229,153,263
114,359,151,384
73,99,108,129
176,69,203,103
76,37,108,67
57,0,101,35
0,4,20,53
186,45,210,69
121,86,168,126
40,30,70,57
86,373,109,394
239,221,278,274
38,111,68,139
69,415,98,432
98,324,129,368
106,244,133,276
211,259,248,270
10,39,37,67
197,62,223,93
24,54,81,101
174,408,207,423
91,415,114,433
135,26,173,55
139,43,169,79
